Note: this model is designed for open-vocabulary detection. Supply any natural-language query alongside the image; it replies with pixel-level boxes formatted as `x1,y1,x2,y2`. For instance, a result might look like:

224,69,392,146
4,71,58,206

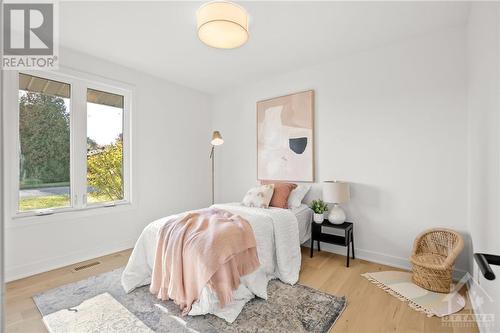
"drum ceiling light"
197,1,249,49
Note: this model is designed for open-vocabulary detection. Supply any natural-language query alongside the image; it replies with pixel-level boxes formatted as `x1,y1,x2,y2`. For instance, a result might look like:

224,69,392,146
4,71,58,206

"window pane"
86,89,124,204
18,74,71,211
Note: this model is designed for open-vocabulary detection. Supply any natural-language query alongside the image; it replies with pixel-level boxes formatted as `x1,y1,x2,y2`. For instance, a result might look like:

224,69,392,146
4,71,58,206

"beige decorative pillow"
242,184,275,208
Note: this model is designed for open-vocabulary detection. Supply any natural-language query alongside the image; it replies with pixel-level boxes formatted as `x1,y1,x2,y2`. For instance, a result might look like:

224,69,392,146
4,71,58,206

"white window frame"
3,68,133,221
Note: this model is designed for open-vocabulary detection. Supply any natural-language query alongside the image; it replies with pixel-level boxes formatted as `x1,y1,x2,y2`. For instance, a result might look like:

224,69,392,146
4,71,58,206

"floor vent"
72,261,101,272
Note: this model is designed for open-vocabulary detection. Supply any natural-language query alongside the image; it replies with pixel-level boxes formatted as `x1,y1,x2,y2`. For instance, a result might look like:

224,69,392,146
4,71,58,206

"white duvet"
121,203,301,323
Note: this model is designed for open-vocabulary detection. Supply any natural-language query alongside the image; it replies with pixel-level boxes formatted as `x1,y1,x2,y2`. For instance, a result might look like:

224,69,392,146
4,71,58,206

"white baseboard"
5,238,135,282
306,241,410,269
304,242,468,279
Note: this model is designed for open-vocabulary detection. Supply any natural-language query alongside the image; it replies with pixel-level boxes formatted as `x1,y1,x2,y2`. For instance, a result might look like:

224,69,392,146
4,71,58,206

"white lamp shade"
197,2,249,49
211,131,224,146
323,181,350,204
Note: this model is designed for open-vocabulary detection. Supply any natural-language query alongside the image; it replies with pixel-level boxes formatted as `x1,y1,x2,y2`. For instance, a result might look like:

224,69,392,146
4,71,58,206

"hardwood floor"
5,250,132,333
299,248,478,333
5,247,479,333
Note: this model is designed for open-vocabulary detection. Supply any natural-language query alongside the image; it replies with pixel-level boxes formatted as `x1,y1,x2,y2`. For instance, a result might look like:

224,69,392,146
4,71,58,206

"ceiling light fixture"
197,1,249,49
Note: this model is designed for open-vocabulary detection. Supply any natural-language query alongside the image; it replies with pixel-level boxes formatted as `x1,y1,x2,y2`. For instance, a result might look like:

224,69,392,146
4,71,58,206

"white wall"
3,48,212,281
0,57,5,330
212,27,470,272
467,3,500,332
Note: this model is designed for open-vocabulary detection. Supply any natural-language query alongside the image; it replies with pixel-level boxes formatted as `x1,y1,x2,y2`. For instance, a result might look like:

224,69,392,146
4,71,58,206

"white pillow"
242,184,275,208
287,184,311,209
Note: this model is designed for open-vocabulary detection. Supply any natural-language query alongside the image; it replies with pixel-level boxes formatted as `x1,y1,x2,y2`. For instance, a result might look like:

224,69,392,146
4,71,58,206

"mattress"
291,204,313,244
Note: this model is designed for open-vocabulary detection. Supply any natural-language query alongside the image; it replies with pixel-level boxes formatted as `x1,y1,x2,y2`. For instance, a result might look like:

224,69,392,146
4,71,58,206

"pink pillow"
261,181,297,208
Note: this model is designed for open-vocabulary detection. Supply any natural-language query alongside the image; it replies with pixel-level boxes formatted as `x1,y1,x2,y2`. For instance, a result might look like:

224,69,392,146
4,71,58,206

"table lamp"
323,181,350,224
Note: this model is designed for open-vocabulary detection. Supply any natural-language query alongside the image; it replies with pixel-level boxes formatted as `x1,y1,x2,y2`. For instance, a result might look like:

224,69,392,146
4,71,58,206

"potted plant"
310,199,328,224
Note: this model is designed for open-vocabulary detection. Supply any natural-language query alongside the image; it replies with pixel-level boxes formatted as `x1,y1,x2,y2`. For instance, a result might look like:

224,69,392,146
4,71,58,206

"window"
86,89,124,204
11,71,131,216
18,74,71,211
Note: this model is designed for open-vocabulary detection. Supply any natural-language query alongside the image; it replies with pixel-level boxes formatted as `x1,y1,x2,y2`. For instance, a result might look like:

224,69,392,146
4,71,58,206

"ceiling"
60,1,470,94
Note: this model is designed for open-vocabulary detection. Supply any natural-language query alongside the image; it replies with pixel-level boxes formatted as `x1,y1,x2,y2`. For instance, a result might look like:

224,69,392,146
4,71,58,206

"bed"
121,202,312,322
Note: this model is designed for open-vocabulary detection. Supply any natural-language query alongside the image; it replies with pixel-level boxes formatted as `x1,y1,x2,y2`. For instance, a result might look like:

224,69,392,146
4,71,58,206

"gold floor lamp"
210,131,224,204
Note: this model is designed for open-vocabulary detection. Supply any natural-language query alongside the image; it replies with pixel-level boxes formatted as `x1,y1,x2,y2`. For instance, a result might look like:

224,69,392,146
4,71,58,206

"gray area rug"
34,268,346,333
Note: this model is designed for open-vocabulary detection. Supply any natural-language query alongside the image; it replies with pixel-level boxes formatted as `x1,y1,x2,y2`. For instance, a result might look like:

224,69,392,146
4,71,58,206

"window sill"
7,200,134,228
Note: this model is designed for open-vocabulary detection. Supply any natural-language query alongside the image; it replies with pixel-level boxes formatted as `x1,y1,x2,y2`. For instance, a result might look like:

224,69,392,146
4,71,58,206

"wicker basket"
410,228,464,293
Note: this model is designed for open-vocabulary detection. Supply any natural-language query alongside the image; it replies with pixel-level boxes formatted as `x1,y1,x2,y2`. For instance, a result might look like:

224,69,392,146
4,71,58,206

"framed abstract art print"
257,90,314,182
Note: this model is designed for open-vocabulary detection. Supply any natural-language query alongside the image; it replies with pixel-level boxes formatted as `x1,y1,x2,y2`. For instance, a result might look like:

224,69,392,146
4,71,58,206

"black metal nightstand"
310,220,355,267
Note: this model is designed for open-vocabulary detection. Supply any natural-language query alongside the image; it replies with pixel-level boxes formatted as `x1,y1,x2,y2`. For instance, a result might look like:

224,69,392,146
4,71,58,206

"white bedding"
121,203,301,323
292,204,313,244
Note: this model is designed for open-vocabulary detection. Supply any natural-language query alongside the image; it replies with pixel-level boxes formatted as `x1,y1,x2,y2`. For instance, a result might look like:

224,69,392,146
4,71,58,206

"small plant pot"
313,213,324,224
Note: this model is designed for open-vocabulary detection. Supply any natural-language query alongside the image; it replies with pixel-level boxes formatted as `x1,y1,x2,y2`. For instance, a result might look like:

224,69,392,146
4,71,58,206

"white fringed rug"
362,271,465,317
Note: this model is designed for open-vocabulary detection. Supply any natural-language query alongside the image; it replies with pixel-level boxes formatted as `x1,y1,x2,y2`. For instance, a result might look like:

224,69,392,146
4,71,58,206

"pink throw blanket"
150,208,260,315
